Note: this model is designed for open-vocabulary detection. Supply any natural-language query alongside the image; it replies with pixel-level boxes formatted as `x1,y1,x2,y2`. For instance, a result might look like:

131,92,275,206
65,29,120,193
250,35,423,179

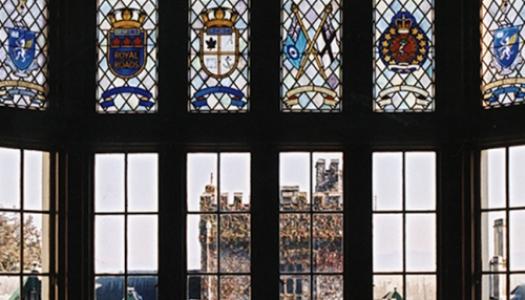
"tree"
0,213,42,272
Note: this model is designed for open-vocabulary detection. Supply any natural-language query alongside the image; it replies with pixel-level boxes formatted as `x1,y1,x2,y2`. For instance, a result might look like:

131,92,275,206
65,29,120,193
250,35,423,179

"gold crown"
108,8,147,29
395,15,413,34
199,7,239,28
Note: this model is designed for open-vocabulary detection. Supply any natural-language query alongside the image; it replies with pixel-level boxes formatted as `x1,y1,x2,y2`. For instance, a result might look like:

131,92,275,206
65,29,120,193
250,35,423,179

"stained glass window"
481,0,525,108
373,0,435,112
96,0,158,113
279,152,344,299
280,0,342,112
94,154,159,299
0,0,48,110
373,152,437,299
187,153,251,299
189,0,250,112
481,147,525,299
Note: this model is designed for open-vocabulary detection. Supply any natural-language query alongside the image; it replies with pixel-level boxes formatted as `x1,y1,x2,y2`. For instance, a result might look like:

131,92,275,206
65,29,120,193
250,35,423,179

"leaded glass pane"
281,0,342,112
481,0,525,108
373,0,435,112
189,0,250,112
96,0,158,113
0,0,48,109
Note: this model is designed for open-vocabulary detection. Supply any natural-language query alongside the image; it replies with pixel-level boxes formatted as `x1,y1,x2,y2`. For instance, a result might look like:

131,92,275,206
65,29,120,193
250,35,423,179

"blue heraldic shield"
108,28,146,78
492,26,521,74
8,27,37,72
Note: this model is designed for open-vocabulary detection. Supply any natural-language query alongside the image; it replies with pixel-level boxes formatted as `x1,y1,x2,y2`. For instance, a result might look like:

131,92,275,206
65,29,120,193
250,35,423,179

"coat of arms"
199,7,240,79
378,11,430,73
0,0,46,108
7,25,37,76
191,6,246,109
100,8,154,110
107,8,147,78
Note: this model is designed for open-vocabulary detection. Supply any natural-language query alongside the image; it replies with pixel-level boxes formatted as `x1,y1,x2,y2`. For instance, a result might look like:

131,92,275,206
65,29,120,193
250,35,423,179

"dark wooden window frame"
0,0,524,299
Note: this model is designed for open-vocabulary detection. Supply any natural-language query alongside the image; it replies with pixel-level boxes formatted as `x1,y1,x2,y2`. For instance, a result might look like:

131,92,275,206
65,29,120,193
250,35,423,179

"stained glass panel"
189,0,250,112
0,0,48,109
481,0,525,108
281,0,342,112
373,0,435,112
96,0,158,113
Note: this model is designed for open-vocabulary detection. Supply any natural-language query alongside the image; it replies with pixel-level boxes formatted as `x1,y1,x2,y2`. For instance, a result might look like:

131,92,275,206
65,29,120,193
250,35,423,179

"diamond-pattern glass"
280,0,342,113
0,0,48,110
96,0,158,113
373,0,435,112
189,0,250,112
481,0,525,108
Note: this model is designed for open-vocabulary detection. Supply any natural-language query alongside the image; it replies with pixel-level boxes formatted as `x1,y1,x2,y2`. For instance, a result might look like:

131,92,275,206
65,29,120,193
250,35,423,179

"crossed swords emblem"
290,3,333,81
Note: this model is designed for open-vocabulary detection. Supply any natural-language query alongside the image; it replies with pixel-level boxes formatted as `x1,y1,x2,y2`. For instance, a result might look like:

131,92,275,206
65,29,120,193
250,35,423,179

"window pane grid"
187,153,251,300
481,146,525,299
0,148,52,300
373,152,437,300
94,153,158,300
279,152,343,300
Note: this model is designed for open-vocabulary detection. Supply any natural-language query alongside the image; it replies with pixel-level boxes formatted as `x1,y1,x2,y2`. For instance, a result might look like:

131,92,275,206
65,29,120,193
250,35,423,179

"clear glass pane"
373,275,403,300
312,153,343,211
187,214,217,273
0,212,21,272
510,274,525,298
95,276,124,300
128,276,158,300
188,154,218,212
0,148,20,209
482,274,506,300
220,153,250,212
280,153,310,211
279,275,310,300
128,215,158,273
187,275,218,300
23,213,50,273
95,154,125,212
406,152,436,210
510,210,525,271
406,275,436,300
373,214,403,272
220,276,250,300
220,214,250,273
313,214,343,273
23,275,49,300
510,146,525,208
406,214,436,272
128,154,158,212
482,211,507,272
280,213,311,273
24,151,50,211
95,216,124,274
373,153,402,211
314,275,343,300
0,276,20,299
481,148,506,209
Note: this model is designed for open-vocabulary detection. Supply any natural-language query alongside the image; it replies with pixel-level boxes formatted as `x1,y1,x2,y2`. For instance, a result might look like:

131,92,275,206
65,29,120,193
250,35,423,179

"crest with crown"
378,11,430,73
107,8,147,29
199,7,239,30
